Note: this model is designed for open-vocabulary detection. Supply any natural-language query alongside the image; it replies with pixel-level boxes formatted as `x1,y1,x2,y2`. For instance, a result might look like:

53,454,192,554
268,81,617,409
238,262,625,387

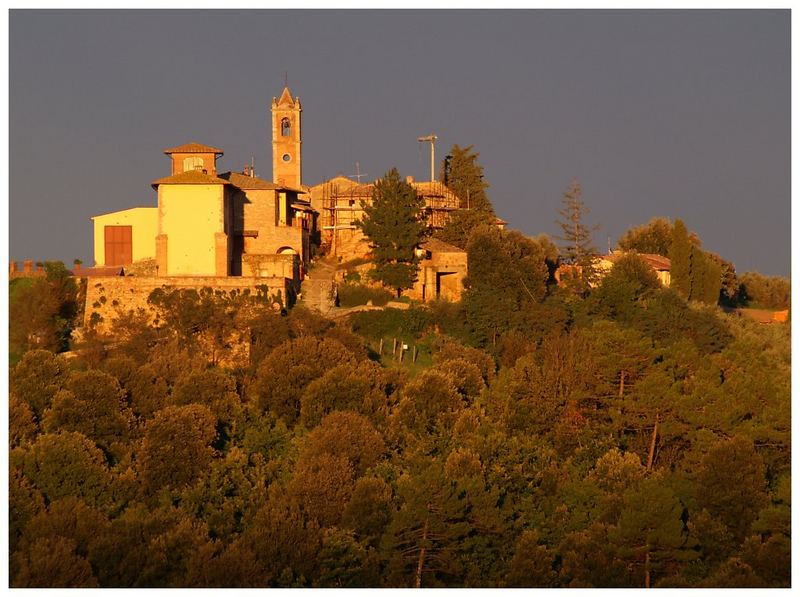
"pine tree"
436,145,496,249
357,168,428,297
668,219,692,299
555,180,598,289
440,144,494,214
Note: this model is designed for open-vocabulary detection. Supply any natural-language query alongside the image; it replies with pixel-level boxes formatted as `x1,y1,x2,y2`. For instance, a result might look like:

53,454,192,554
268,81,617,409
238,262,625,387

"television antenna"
349,161,368,183
417,134,438,182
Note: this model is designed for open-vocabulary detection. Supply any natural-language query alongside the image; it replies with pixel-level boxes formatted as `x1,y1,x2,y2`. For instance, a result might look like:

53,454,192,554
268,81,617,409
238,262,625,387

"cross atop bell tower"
272,85,302,188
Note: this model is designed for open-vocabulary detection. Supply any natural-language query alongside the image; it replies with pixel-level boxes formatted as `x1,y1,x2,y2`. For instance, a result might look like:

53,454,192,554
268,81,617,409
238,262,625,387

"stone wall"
83,275,291,334
408,251,468,302
9,260,47,279
242,253,299,279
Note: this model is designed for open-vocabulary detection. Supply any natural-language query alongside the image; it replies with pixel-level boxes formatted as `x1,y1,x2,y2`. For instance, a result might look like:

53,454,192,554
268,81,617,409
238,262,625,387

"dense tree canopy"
7,219,789,588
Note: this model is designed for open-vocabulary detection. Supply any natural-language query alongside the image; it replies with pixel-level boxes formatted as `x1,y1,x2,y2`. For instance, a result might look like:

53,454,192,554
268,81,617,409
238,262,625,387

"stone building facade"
86,84,471,311
307,175,461,259
89,87,313,281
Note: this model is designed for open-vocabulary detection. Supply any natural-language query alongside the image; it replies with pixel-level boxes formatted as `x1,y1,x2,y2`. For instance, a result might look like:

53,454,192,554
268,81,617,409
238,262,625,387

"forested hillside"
8,239,790,587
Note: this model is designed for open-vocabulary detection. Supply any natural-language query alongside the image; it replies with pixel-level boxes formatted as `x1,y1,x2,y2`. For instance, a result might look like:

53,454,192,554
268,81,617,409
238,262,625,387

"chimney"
23,260,33,274
243,164,251,176
9,260,17,275
406,176,414,184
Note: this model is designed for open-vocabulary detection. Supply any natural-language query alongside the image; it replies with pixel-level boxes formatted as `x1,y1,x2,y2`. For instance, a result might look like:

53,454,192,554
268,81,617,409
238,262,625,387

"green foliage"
300,411,386,477
669,219,692,299
434,208,497,249
589,253,661,321
357,168,428,295
9,262,79,358
337,282,393,308
171,368,242,444
739,271,790,309
435,144,498,248
555,180,599,290
11,535,99,587
440,144,494,213
300,360,395,428
243,492,322,585
10,349,68,420
504,530,558,587
694,436,768,543
349,307,432,344
668,219,722,305
252,336,360,425
618,217,701,256
42,370,134,463
137,405,218,495
342,477,393,543
17,432,112,509
7,254,788,588
463,227,550,347
618,217,675,255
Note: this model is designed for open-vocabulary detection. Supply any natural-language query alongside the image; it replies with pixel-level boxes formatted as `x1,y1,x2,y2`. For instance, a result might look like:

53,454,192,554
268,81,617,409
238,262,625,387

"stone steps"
298,267,337,313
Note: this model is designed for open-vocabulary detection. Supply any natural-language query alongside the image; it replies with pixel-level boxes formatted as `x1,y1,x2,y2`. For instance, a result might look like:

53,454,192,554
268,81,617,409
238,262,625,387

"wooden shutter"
104,225,133,266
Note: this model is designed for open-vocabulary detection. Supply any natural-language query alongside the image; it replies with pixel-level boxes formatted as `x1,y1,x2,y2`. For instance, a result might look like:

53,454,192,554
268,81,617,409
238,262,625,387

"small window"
183,156,204,171
281,117,291,137
282,153,291,162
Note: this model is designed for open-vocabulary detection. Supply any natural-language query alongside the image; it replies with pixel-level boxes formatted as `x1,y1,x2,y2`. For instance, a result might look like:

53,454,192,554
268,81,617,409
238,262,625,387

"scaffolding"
318,178,462,256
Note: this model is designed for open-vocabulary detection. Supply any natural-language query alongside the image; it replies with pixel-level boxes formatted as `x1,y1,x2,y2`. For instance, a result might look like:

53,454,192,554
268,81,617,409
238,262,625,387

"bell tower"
272,86,302,188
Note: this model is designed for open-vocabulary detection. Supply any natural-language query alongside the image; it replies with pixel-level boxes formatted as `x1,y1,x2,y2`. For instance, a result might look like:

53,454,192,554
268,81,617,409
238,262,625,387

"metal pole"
430,139,435,182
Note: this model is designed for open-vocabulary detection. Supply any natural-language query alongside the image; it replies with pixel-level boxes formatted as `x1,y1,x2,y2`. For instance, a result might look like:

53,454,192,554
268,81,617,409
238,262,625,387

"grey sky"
9,9,790,276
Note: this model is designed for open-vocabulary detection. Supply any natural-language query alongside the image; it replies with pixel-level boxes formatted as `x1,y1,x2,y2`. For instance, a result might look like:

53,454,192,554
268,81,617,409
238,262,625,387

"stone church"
91,87,312,280
89,85,468,303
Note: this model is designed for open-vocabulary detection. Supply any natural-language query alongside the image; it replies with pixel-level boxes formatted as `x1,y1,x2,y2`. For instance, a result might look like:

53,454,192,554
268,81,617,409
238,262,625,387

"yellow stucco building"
90,207,158,268
90,87,312,280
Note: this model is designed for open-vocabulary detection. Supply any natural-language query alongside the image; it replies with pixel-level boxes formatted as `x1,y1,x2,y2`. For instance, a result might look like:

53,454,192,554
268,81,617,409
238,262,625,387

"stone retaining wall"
83,275,291,333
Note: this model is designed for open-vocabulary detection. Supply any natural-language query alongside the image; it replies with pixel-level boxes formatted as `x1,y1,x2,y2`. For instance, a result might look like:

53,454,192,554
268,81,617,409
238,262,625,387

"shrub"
337,283,392,308
349,308,432,343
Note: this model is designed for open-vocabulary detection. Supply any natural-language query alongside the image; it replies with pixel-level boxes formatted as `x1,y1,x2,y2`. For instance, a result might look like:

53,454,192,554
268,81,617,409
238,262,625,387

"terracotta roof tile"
421,238,466,254
606,251,671,270
151,169,231,188
163,142,224,155
274,86,297,107
219,171,283,190
80,266,125,277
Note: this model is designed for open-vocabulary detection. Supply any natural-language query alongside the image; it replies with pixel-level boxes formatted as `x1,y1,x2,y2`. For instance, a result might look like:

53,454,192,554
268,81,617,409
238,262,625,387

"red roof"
606,251,671,271
151,169,230,189
163,142,224,155
274,86,297,107
78,266,125,277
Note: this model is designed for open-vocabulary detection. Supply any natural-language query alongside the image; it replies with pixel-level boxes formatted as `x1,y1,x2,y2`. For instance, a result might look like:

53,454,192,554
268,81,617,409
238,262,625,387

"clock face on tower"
282,153,291,162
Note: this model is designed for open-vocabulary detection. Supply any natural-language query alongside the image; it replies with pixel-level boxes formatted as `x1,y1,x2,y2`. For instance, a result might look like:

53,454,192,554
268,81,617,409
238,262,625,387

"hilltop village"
80,86,493,326
8,86,791,590
78,85,681,331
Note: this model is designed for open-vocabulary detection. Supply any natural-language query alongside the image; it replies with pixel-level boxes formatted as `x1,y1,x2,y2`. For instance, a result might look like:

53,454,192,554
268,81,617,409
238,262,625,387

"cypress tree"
694,248,722,305
357,168,427,297
668,219,692,299
436,144,496,249
440,144,494,214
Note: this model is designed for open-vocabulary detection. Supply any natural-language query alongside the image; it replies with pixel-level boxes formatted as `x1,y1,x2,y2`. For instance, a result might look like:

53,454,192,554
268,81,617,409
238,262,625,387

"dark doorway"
231,235,244,276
